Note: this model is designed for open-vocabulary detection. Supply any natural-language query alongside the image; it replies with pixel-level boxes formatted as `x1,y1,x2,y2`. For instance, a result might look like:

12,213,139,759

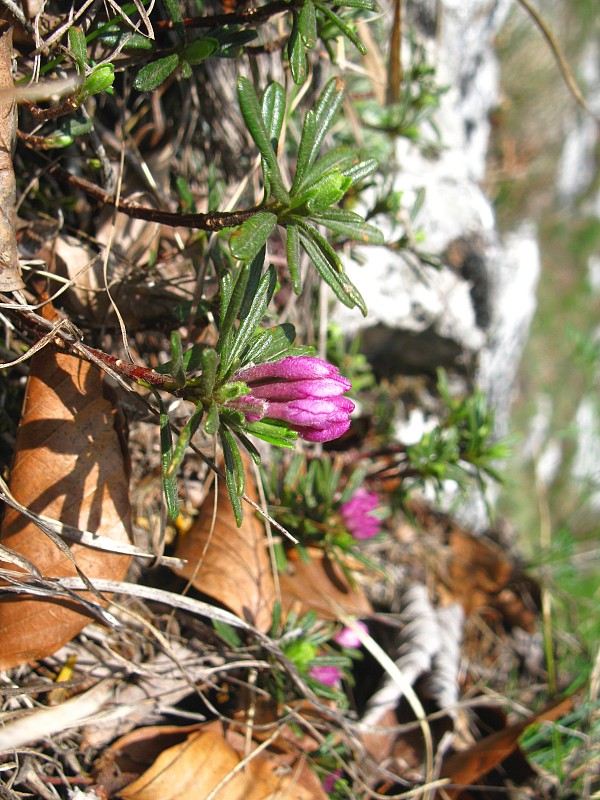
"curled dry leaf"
279,547,372,621
174,466,276,632
0,304,132,669
120,729,326,800
0,23,25,291
436,695,576,799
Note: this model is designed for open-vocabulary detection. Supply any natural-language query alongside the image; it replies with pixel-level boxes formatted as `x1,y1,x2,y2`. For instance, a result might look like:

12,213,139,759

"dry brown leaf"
174,466,276,632
436,695,575,798
279,547,372,621
0,22,24,291
0,306,132,669
119,729,325,800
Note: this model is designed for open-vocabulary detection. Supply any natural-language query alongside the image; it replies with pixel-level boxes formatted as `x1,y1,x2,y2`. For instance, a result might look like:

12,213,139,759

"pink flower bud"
308,664,342,686
334,621,368,648
340,488,381,539
231,356,354,442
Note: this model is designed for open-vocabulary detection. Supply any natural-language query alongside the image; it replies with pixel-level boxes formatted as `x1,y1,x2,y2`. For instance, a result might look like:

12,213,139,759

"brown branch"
0,23,24,291
60,172,264,232
155,0,290,30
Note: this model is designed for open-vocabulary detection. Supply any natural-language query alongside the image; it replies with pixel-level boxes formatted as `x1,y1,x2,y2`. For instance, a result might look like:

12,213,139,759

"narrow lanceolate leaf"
133,54,179,91
169,331,186,389
219,264,251,373
309,76,345,165
313,208,384,244
314,3,367,54
155,392,180,520
163,0,185,41
237,78,289,203
295,146,357,195
261,82,286,150
68,27,87,70
242,323,311,366
291,110,317,194
229,211,277,262
183,37,220,65
166,403,204,479
227,265,277,372
0,303,132,670
288,16,308,85
285,223,302,293
298,224,367,314
221,428,244,526
342,156,379,186
298,0,317,48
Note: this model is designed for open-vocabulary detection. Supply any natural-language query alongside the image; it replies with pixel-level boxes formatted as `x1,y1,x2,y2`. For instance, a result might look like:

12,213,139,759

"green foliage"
235,77,383,315
261,453,385,574
150,249,312,522
405,370,511,492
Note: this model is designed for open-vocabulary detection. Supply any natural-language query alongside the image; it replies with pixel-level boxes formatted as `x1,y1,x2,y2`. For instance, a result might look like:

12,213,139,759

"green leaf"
310,77,345,163
197,347,219,396
180,59,192,80
68,27,87,71
183,37,220,65
298,0,317,48
295,146,357,195
166,403,204,479
285,223,302,294
230,212,277,262
163,0,185,41
237,78,289,204
291,170,346,214
244,419,299,448
226,263,277,374
315,3,367,54
313,208,384,243
261,82,286,151
342,157,379,186
213,619,243,647
297,223,367,314
288,16,308,85
335,0,377,8
242,323,306,365
291,110,317,194
219,264,251,370
134,54,179,92
169,331,187,389
81,64,115,99
154,393,180,521
203,402,220,435
221,428,245,526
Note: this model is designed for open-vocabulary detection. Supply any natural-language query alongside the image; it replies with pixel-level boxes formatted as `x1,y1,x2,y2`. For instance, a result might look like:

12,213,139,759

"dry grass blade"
0,303,132,669
0,23,24,291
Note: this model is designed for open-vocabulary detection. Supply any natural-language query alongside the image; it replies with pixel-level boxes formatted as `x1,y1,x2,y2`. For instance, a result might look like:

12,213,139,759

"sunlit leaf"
288,15,308,85
183,37,220,65
134,54,179,92
298,0,317,48
285,222,302,293
229,211,277,262
237,78,289,203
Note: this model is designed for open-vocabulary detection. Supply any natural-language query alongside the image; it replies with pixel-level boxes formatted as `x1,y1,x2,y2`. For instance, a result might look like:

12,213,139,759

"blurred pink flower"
340,487,381,539
231,356,354,442
334,621,368,649
308,664,342,686
322,768,343,794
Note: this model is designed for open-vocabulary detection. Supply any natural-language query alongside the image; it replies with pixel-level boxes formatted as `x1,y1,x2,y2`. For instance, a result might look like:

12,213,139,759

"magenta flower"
340,488,381,540
334,621,368,649
322,768,343,794
231,356,354,442
308,665,342,686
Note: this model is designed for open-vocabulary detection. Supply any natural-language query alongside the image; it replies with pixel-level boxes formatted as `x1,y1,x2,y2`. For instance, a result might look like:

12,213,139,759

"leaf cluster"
232,77,383,314
405,370,512,490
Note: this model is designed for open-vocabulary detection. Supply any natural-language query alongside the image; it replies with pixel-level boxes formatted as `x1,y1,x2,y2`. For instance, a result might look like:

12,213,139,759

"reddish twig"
61,172,263,231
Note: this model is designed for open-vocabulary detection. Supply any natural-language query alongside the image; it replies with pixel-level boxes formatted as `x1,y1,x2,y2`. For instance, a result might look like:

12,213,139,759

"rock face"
335,0,540,444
